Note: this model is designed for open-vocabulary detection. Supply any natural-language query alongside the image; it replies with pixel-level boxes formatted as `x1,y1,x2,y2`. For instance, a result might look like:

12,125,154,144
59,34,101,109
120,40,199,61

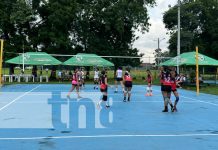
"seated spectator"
176,74,186,88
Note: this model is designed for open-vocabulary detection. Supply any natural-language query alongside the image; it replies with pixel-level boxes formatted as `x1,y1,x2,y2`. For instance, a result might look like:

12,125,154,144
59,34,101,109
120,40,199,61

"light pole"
154,38,165,50
154,38,165,65
177,0,181,74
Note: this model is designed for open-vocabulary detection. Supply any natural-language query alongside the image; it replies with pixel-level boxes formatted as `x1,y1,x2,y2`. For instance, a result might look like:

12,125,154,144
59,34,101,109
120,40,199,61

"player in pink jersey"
67,68,82,99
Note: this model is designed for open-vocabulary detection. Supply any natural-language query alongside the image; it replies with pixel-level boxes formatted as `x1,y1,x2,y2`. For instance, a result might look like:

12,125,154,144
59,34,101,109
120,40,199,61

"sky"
133,0,177,63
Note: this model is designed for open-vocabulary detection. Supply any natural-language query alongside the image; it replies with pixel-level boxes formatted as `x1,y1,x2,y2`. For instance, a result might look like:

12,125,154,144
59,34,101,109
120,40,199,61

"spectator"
176,74,186,88
58,71,62,82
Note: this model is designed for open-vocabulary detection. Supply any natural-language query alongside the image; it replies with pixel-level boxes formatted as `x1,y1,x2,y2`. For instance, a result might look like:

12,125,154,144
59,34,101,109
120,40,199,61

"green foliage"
163,0,218,59
0,0,155,66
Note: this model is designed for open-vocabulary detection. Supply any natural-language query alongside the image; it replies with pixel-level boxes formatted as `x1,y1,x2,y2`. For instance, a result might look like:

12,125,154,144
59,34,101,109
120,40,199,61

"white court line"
151,88,218,107
181,96,218,107
1,100,199,104
0,133,218,140
0,85,41,112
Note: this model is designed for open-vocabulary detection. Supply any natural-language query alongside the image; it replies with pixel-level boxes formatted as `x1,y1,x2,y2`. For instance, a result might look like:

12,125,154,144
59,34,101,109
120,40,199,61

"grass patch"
184,85,218,95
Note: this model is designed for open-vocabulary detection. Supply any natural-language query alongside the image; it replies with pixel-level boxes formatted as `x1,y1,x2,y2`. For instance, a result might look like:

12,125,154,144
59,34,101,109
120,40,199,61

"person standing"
145,69,153,96
97,70,110,109
114,67,124,93
161,67,174,112
94,68,100,90
67,68,82,99
123,70,133,102
170,70,180,112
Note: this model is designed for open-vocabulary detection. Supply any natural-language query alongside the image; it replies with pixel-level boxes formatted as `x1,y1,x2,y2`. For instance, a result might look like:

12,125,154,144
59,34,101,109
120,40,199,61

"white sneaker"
96,102,101,110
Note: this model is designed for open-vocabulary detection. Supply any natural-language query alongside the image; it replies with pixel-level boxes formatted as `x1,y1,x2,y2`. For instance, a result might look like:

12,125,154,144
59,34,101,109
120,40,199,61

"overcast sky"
133,0,177,63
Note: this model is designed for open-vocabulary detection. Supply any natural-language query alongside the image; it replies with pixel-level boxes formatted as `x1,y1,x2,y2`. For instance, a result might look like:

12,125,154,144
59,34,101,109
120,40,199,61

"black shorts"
100,88,108,92
125,81,132,88
161,84,164,91
162,85,172,92
116,78,123,81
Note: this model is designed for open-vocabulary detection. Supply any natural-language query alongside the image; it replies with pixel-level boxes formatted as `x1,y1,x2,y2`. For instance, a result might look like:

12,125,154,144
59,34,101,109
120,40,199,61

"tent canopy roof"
63,53,114,67
6,52,62,65
160,51,218,66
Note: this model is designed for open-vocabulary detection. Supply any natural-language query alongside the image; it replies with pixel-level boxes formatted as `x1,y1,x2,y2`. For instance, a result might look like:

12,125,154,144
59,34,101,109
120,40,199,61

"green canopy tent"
160,52,218,66
63,53,114,67
6,52,62,65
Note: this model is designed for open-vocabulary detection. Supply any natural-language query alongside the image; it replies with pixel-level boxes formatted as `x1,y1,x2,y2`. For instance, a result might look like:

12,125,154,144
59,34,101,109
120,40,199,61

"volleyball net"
1,51,175,83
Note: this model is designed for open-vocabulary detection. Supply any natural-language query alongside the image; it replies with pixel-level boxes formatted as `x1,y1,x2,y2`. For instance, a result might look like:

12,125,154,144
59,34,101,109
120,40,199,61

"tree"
163,0,218,59
0,0,156,68
153,48,170,65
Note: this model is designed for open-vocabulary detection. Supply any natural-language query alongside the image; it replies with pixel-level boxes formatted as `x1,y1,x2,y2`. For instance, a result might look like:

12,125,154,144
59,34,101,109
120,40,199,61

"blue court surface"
0,84,218,150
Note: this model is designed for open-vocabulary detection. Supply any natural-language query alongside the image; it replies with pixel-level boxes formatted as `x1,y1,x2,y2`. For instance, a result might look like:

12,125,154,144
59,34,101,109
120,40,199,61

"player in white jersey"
94,68,100,89
114,67,124,93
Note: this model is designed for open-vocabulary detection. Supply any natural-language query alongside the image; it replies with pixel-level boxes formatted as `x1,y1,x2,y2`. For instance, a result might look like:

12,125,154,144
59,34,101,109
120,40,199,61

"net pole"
0,39,4,86
196,46,199,95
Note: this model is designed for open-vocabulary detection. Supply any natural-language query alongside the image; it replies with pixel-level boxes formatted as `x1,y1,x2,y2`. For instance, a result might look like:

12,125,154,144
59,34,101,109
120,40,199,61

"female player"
94,68,100,89
123,70,133,102
170,70,180,112
80,68,85,88
114,67,124,93
161,66,174,112
97,70,110,109
67,68,82,99
145,69,153,96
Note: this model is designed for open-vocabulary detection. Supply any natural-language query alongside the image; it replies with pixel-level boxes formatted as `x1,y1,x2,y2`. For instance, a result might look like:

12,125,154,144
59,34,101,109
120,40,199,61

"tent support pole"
196,46,199,95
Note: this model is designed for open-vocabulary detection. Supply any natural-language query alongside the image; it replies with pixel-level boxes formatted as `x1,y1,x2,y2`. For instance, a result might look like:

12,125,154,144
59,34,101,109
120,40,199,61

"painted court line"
2,100,199,104
0,85,41,112
151,88,218,107
181,96,218,107
0,133,218,140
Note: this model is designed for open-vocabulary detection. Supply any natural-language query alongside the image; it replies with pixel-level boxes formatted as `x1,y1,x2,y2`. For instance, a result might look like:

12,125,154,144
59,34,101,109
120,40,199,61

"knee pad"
102,95,107,101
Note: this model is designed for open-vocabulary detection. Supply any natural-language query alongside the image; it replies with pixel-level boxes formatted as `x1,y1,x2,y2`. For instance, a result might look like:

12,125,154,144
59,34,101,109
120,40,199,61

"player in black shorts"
170,70,180,112
97,70,110,109
161,66,174,112
123,70,133,102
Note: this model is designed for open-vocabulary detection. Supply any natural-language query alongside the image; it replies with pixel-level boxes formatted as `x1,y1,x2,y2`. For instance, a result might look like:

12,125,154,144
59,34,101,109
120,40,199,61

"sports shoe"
145,93,149,96
150,93,153,96
96,102,101,109
173,106,178,112
162,109,168,112
162,106,168,112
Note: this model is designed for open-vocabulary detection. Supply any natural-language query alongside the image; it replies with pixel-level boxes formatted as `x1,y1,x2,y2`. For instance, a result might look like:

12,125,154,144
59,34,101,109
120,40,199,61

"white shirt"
94,71,99,79
116,69,123,78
